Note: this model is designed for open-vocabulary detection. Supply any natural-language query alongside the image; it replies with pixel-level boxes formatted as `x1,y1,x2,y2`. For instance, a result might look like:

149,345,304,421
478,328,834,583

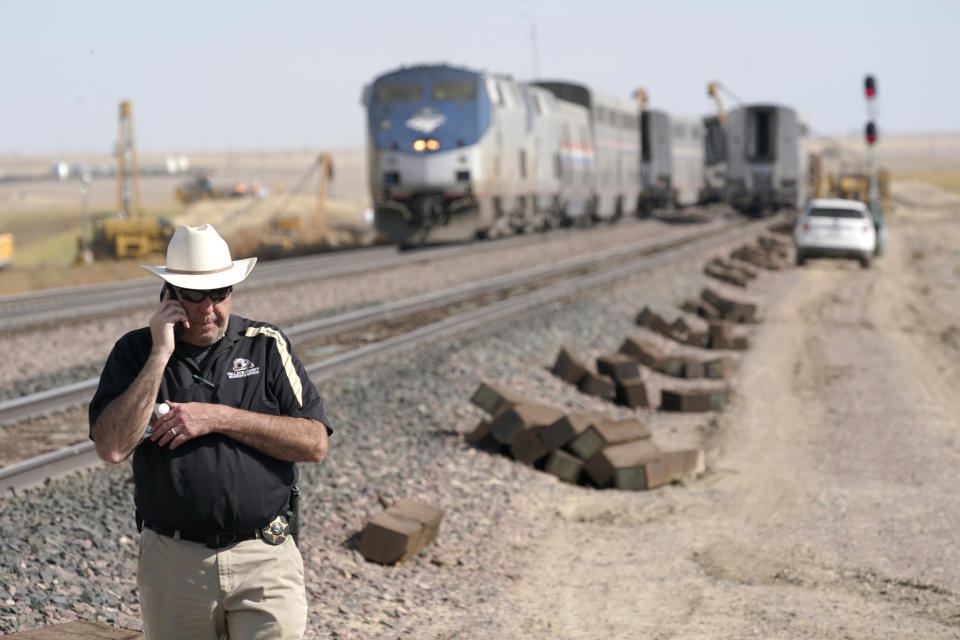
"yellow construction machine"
259,152,333,256
84,101,174,260
90,215,173,260
831,171,890,211
0,231,14,269
809,151,891,211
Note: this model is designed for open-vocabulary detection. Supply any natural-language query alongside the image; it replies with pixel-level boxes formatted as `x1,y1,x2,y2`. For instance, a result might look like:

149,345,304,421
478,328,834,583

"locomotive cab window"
431,80,476,101
376,84,423,103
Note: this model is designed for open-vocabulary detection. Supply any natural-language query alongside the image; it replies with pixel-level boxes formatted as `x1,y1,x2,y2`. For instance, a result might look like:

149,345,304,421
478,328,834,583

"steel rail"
0,218,732,428
303,219,764,380
0,222,619,332
0,217,769,494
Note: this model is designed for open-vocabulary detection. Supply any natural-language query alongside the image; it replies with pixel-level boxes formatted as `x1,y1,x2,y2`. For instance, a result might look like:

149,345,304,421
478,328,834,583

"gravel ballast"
0,214,734,401
0,222,757,635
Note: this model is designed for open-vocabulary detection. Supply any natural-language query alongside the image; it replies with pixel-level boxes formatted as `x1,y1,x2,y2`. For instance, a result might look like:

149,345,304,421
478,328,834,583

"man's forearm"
215,408,329,463
92,353,168,463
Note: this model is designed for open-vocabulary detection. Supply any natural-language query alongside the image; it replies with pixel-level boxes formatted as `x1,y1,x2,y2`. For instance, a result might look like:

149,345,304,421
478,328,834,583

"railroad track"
0,223,605,332
0,215,770,493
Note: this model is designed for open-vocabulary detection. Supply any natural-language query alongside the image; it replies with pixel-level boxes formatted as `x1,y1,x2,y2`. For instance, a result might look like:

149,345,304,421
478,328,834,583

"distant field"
896,171,960,194
1,136,959,295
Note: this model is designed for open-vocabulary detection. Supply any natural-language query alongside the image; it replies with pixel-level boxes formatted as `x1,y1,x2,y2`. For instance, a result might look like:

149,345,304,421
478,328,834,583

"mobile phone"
160,284,185,341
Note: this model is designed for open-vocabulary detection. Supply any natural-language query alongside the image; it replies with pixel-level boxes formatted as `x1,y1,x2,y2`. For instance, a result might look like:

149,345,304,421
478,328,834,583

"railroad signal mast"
864,75,879,213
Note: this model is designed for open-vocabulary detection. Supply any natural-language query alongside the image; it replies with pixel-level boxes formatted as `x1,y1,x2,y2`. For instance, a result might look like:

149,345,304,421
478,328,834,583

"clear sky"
2,0,957,154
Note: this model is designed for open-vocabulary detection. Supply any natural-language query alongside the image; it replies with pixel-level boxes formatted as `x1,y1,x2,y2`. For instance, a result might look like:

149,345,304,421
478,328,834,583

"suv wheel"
860,254,871,269
796,251,806,266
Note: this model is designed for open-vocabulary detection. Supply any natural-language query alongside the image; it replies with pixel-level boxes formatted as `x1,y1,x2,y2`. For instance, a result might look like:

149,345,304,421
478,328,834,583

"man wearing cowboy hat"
89,224,330,639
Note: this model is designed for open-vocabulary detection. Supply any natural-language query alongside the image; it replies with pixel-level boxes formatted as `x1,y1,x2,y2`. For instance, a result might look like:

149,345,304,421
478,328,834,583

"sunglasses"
174,286,233,304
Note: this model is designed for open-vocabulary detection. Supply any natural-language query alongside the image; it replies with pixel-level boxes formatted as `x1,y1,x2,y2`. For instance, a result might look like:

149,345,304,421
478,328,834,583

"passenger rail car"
534,81,640,221
639,110,705,210
640,109,672,210
724,104,808,214
364,64,809,246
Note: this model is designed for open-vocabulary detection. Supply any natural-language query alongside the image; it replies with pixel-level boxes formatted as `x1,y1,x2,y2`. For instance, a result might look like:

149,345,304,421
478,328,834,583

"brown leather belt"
144,524,261,549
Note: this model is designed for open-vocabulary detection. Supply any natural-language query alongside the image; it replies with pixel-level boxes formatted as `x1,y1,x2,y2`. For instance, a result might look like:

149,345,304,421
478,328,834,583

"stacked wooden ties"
466,382,704,490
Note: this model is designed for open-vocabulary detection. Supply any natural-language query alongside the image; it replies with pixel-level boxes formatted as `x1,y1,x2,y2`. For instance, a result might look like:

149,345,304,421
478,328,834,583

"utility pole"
314,152,332,244
530,14,540,78
75,171,94,265
116,100,142,219
520,1,541,78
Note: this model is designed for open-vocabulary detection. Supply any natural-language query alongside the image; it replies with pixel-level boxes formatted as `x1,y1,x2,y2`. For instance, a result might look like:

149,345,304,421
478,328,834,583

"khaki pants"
138,528,307,640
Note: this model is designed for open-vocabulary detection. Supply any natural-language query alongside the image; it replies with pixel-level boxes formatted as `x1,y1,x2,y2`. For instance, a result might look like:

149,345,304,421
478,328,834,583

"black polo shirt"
89,315,330,534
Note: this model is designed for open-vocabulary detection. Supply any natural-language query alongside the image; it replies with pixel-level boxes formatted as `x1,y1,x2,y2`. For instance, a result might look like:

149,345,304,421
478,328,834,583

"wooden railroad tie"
358,499,445,565
465,383,706,490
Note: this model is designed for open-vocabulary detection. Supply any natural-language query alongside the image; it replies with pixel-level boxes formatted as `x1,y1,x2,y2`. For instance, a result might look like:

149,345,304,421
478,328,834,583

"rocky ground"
1,180,958,638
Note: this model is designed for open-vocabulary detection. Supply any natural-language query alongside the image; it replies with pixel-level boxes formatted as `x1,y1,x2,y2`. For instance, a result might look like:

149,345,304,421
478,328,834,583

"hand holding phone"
163,285,186,342
151,284,188,351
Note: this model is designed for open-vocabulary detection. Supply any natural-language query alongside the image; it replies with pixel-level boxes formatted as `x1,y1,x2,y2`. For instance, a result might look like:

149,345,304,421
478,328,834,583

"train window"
519,149,527,179
432,80,477,101
539,94,553,116
641,113,651,162
376,83,423,103
747,109,777,161
486,78,502,105
529,93,542,116
498,82,514,108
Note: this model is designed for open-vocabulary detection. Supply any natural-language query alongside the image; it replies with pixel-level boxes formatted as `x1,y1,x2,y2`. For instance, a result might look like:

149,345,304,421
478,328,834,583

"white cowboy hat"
141,224,256,289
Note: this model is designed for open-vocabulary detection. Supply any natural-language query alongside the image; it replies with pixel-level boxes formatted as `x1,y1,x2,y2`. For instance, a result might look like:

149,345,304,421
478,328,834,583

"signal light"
865,121,877,145
864,75,876,99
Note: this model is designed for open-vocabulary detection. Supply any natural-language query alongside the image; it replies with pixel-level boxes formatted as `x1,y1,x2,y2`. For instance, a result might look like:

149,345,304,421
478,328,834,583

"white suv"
794,198,877,268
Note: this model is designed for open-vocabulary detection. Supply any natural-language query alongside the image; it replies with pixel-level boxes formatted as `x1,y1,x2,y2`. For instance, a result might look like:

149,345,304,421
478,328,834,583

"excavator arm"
707,81,727,127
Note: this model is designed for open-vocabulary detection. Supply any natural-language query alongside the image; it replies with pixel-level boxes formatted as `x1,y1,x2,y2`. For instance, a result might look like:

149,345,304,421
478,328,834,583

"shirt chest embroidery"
226,357,261,379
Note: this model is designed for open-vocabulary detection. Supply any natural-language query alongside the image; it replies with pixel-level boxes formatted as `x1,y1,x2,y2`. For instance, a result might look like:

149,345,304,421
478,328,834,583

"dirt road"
461,188,960,638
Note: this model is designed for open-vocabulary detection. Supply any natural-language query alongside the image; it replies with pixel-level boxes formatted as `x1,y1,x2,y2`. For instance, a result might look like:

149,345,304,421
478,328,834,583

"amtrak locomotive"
365,65,587,246
364,64,808,245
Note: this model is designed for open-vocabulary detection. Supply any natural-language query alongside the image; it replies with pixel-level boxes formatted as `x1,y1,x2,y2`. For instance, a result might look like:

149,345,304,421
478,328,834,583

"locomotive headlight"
426,139,440,151
413,139,427,152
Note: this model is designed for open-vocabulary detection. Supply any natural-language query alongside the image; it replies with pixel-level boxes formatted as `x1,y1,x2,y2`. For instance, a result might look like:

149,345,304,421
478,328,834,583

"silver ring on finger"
170,428,178,437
